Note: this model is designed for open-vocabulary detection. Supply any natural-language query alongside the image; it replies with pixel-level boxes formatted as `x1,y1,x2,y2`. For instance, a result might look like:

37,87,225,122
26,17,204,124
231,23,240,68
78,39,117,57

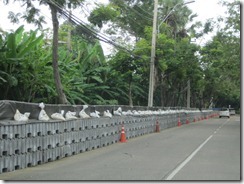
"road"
0,115,240,181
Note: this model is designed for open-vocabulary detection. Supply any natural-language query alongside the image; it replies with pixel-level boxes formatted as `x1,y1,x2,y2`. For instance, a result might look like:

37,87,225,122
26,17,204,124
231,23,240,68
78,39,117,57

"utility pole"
187,79,190,108
148,0,195,107
148,0,158,107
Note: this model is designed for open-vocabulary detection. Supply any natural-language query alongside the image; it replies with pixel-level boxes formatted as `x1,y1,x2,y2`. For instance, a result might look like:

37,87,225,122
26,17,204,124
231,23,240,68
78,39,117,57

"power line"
45,0,150,60
134,5,153,18
124,14,147,30
119,3,153,22
48,0,129,48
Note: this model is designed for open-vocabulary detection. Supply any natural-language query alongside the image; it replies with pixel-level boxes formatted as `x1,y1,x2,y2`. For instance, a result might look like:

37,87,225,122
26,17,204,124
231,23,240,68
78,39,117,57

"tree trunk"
160,72,166,107
128,79,133,107
176,85,181,107
50,5,69,104
67,10,72,52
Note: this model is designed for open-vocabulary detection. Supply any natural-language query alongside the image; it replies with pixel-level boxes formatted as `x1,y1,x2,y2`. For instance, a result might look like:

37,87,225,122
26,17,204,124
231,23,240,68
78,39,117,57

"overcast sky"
0,0,237,49
0,0,230,29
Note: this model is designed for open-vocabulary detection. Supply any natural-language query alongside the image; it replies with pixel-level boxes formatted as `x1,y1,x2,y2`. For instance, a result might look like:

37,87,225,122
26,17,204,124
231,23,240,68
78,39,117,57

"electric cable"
134,4,153,18
119,3,153,21
45,0,151,60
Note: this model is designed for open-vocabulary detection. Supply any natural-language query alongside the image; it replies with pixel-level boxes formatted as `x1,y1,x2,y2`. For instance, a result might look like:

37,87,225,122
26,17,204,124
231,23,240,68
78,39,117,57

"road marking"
165,119,230,180
165,135,213,180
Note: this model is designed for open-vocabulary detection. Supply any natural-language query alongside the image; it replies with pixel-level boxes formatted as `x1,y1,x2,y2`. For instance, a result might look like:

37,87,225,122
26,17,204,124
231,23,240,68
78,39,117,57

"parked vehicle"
219,108,230,118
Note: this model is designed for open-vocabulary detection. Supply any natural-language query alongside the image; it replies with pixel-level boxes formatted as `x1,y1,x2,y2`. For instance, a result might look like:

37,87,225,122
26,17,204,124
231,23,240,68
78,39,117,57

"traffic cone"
155,120,160,132
120,123,127,143
178,117,181,126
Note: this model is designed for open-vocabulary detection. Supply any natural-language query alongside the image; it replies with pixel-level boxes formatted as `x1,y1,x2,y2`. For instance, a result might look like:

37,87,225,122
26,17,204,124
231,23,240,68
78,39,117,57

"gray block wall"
0,110,217,174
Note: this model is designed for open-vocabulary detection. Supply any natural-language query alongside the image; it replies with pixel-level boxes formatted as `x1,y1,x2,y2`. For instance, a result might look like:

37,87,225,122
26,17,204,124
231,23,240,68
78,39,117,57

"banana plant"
58,38,115,105
0,25,44,100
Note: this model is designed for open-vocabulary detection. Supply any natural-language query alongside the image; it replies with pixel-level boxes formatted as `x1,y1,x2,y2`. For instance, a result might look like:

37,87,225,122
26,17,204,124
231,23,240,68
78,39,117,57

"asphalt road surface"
0,115,240,181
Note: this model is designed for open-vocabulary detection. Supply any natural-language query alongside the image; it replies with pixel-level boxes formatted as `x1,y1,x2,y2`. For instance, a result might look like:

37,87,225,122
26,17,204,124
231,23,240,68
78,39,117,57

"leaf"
18,33,44,58
7,75,18,87
91,76,103,83
6,33,17,58
0,76,7,83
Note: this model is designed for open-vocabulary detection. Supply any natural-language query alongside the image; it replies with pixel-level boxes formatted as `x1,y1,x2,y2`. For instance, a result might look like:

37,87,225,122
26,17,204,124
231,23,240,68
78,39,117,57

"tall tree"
48,1,70,104
88,0,199,106
200,0,240,109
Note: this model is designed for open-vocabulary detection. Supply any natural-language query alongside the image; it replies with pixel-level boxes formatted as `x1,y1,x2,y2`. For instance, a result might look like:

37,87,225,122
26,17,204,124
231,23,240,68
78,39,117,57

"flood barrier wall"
0,100,216,174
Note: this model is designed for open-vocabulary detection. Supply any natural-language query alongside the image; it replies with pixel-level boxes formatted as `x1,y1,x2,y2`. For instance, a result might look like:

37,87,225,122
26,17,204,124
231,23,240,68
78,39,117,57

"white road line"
165,119,230,180
165,135,213,180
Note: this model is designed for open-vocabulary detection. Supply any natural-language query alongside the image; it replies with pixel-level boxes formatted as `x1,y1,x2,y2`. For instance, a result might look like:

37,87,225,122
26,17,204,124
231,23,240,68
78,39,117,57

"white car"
219,108,230,118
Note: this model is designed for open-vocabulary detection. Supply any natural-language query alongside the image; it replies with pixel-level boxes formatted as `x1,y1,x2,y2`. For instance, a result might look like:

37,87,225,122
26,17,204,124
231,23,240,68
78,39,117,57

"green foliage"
106,50,147,105
88,0,154,39
200,0,240,109
200,31,240,109
88,4,120,28
0,26,55,102
0,0,239,109
0,26,115,104
57,37,114,105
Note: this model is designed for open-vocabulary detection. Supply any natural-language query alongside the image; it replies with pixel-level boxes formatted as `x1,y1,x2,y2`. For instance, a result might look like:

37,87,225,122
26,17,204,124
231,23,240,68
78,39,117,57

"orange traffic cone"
178,117,182,126
155,120,160,132
120,123,127,143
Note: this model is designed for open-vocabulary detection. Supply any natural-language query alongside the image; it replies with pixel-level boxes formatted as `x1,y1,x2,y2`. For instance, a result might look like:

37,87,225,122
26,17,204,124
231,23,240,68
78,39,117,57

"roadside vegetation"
0,0,240,110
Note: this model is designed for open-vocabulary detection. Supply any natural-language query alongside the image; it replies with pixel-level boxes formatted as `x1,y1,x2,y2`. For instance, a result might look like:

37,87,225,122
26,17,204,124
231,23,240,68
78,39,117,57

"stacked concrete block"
158,115,167,130
0,110,215,174
12,154,26,171
0,156,12,173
